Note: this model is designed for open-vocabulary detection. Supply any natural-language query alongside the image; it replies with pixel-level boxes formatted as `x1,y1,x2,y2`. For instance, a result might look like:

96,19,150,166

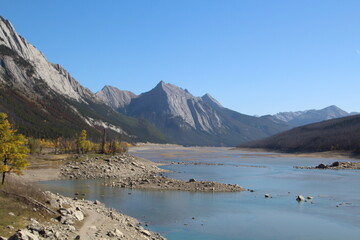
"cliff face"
0,16,95,101
0,16,166,143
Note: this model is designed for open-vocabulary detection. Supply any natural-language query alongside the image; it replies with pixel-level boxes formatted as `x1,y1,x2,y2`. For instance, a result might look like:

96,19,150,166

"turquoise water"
39,148,360,240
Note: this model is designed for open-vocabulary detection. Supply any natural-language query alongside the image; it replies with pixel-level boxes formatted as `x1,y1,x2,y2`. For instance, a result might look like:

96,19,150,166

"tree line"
0,112,131,185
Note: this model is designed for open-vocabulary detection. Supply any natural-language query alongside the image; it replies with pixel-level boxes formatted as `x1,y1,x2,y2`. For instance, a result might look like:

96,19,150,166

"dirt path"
78,209,104,239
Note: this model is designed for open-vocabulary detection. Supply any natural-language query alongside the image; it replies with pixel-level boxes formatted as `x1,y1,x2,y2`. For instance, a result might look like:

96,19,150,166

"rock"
58,216,71,225
8,212,15,216
331,161,340,167
66,226,75,232
8,229,39,240
7,225,15,229
316,163,327,169
73,211,84,221
28,225,43,233
188,178,196,182
94,200,101,205
108,229,124,238
42,230,53,238
30,218,39,224
65,218,75,225
47,199,61,208
58,208,69,216
264,194,271,198
54,231,61,239
307,196,313,200
0,237,7,240
296,195,305,202
141,230,152,237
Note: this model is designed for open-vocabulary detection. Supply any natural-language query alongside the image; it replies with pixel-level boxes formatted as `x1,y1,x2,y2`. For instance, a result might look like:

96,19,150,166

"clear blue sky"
2,0,360,115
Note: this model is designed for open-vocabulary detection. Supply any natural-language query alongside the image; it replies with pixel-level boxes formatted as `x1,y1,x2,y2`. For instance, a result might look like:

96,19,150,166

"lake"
39,147,360,240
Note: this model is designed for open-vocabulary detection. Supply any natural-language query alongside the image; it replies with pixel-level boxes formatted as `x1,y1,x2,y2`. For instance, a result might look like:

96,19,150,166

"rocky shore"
60,154,245,192
3,191,165,240
1,152,244,239
294,161,360,170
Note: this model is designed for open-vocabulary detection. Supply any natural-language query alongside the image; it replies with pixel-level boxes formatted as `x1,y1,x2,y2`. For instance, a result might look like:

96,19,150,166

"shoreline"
235,147,360,160
4,150,244,239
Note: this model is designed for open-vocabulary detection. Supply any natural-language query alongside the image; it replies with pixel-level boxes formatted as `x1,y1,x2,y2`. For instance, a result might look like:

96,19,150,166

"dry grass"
26,153,72,170
0,177,53,237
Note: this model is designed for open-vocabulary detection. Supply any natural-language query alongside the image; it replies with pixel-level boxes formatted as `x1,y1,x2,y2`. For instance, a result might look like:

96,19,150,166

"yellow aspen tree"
76,130,87,154
0,113,29,185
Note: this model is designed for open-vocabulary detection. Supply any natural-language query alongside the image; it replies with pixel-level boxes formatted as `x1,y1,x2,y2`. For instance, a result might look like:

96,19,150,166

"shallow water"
39,148,360,240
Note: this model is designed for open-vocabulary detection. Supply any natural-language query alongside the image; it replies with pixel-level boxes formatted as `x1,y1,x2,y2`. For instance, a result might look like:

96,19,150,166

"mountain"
96,85,137,111
268,105,356,126
97,81,292,146
0,16,166,143
238,114,360,153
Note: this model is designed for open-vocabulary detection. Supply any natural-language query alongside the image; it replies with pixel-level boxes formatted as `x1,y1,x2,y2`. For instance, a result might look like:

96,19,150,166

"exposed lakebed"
39,147,360,240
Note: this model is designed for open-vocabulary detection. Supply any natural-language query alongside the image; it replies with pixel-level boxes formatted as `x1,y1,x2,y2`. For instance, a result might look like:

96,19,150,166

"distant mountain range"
264,105,358,126
0,16,292,146
96,82,292,146
239,114,360,153
1,16,357,147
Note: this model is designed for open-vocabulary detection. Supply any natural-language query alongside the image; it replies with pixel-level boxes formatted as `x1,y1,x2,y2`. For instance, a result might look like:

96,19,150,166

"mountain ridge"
267,105,356,126
0,16,166,143
97,81,293,146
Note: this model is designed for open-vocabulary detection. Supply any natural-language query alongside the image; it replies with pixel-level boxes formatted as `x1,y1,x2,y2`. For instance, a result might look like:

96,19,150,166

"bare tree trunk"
2,172,6,185
2,159,7,185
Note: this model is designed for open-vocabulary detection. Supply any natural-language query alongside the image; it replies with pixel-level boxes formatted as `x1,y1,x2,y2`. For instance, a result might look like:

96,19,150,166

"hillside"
0,16,166,143
239,114,360,153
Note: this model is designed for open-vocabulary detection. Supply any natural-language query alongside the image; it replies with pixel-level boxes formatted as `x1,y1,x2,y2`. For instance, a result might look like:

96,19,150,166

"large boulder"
73,211,84,221
331,161,340,167
296,195,305,202
316,163,327,169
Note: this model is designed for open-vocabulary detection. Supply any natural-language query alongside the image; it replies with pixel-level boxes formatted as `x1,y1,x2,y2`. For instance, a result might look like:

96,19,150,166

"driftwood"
0,190,57,215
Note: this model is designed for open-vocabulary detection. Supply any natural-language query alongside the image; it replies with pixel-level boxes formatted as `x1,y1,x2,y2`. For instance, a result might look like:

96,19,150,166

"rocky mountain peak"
96,85,137,109
0,16,95,102
201,93,223,109
154,81,194,99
